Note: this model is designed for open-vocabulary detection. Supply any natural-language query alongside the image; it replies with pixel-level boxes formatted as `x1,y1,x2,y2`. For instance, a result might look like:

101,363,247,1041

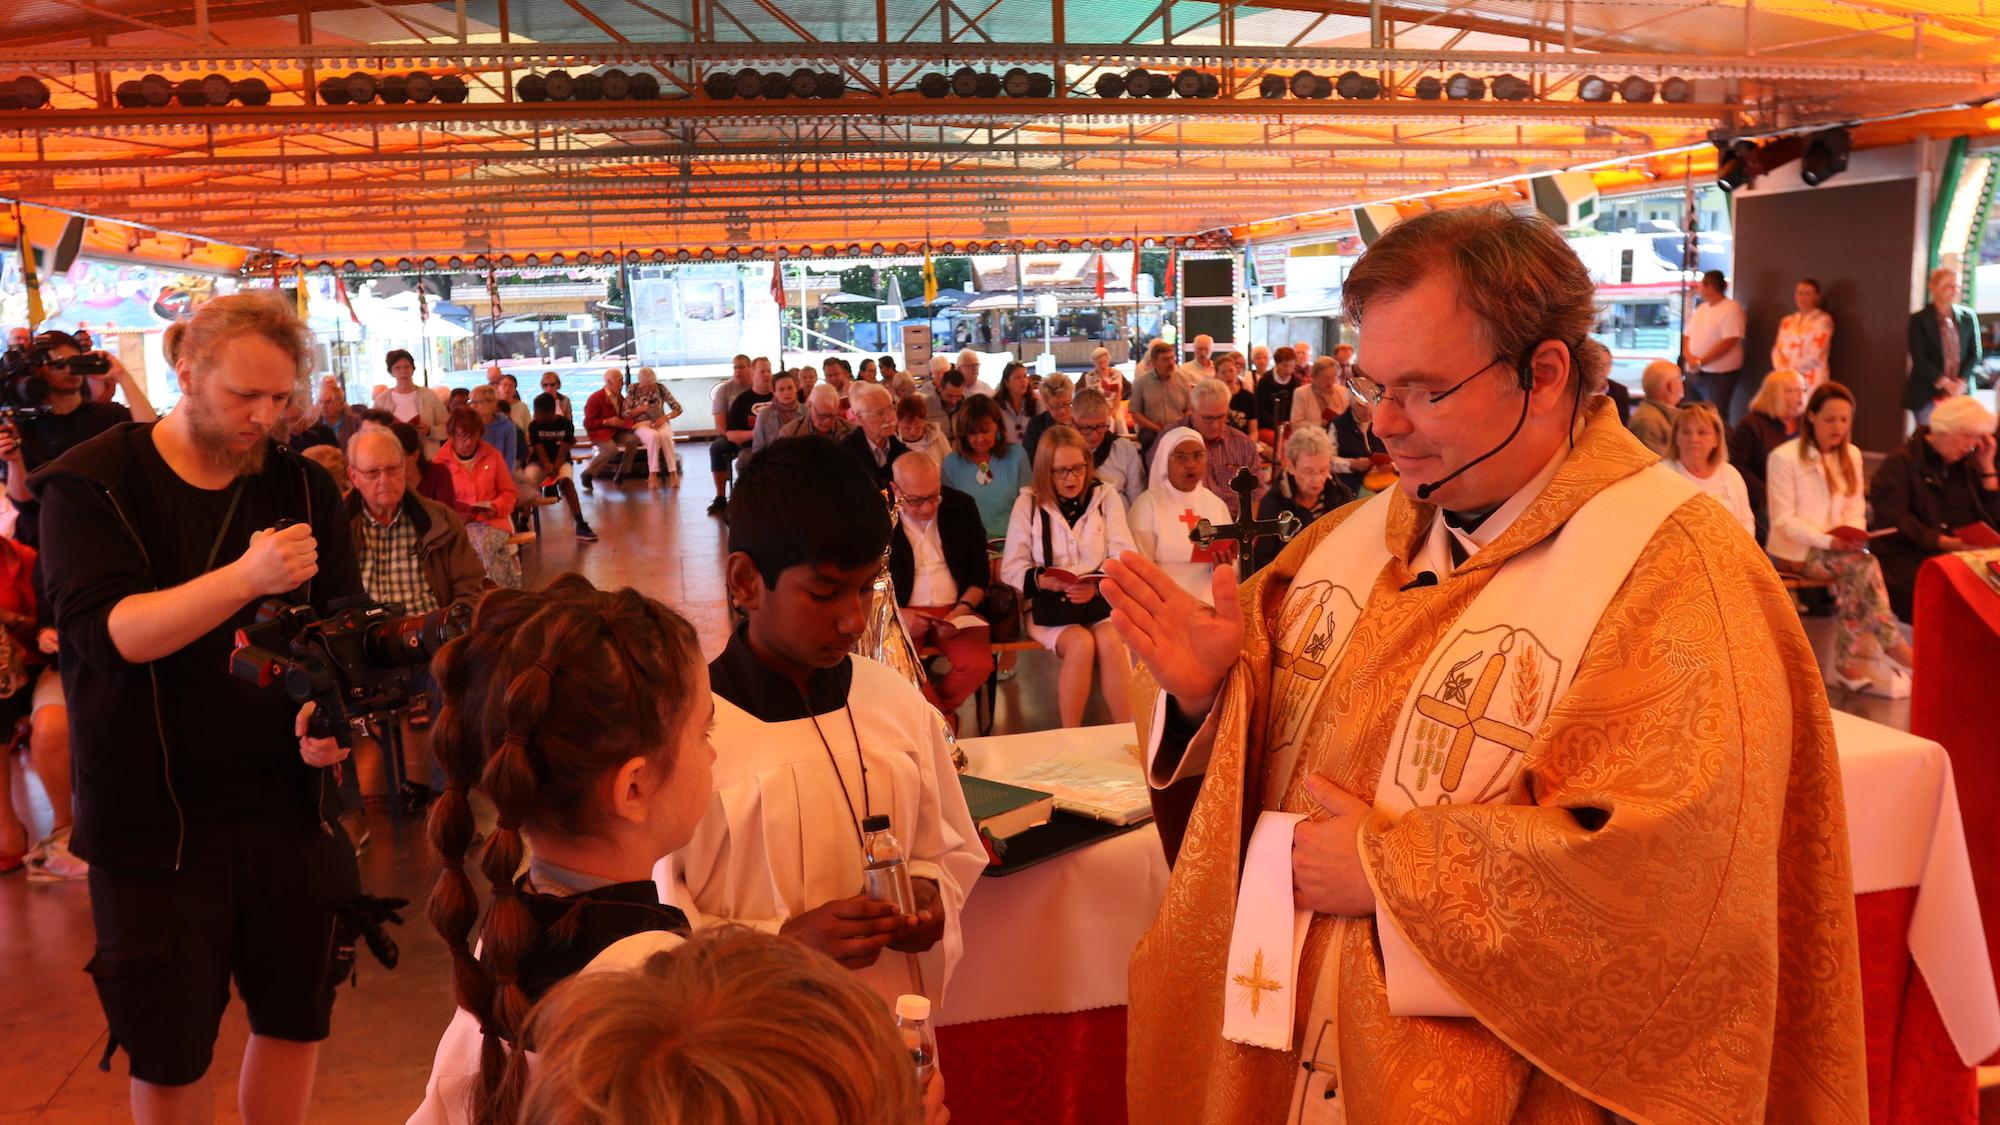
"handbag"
1028,507,1111,628
980,583,1022,644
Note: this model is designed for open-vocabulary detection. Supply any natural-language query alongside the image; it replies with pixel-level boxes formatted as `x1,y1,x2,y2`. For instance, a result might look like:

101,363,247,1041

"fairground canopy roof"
1,0,1995,272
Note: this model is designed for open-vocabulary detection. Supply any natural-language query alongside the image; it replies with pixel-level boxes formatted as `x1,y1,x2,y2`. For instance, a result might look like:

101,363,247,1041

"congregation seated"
1128,426,1236,605
895,393,951,467
1216,350,1256,437
344,430,487,613
1626,358,1683,458
438,407,521,588
941,394,1029,542
1000,425,1136,728
373,348,449,456
1865,395,2000,621
1766,382,1913,695
889,453,995,729
414,577,709,1125
582,368,643,485
1128,340,1187,456
839,382,906,488
1252,346,1301,446
468,384,522,469
779,382,853,443
1664,403,1755,540
1174,378,1264,519
292,376,363,452
1252,425,1352,573
536,369,573,417
519,929,939,1125
495,373,532,433
1730,369,1809,543
362,411,458,507
926,367,972,434
300,445,349,498
1070,387,1145,508
1020,372,1074,462
628,366,683,485
523,392,597,542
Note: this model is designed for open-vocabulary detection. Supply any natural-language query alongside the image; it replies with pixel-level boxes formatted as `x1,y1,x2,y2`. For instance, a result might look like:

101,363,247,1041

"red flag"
1130,241,1141,296
334,275,360,324
1094,252,1106,299
770,260,786,309
1165,249,1177,298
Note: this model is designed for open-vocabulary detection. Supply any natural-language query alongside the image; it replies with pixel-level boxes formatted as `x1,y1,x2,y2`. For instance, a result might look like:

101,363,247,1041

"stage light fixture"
1026,73,1053,98
10,77,49,109
115,80,146,107
174,78,207,107
1335,71,1381,99
1413,76,1442,100
1094,72,1126,98
1618,75,1656,103
1715,140,1758,192
517,73,550,102
1173,68,1203,97
318,76,352,105
602,69,633,99
1147,77,1173,98
1123,68,1156,98
1445,73,1484,100
950,67,980,97
1660,77,1692,103
200,73,232,105
1577,75,1611,102
731,67,762,99
1003,67,1033,97
1800,127,1852,186
974,72,1002,98
435,75,468,103
377,74,409,104
344,71,378,103
1490,74,1532,101
629,72,661,100
1259,74,1287,99
788,68,819,98
405,72,435,103
922,72,953,98
755,70,787,99
573,72,604,100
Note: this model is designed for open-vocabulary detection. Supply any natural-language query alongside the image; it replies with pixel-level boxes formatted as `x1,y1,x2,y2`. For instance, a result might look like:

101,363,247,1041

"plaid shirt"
358,506,438,614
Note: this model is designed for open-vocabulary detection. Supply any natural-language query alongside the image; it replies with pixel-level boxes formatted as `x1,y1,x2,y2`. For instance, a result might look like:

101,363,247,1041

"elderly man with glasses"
1171,377,1265,519
887,452,994,730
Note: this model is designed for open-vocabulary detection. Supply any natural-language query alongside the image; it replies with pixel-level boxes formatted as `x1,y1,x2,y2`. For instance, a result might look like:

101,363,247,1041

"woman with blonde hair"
628,366,683,487
520,929,945,1125
1664,403,1754,538
1766,382,1912,694
1730,368,1809,543
999,425,1137,727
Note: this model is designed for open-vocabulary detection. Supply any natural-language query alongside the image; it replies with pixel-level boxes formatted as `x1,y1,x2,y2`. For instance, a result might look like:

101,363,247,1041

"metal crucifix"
1188,466,1300,578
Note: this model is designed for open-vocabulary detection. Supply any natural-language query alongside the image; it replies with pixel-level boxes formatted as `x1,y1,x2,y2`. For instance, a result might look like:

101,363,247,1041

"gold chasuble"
1127,401,1868,1124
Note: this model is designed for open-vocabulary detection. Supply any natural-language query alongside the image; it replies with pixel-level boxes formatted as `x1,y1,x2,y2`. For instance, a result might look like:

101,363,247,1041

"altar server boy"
658,435,986,1006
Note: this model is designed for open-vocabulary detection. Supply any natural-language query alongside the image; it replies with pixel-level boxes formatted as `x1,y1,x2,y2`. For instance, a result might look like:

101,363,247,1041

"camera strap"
203,478,247,573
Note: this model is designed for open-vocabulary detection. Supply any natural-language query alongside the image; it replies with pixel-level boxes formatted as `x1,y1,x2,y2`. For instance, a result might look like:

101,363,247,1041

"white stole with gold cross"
1221,463,1698,1075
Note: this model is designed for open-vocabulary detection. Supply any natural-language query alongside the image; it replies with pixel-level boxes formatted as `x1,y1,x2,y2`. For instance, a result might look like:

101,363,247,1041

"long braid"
421,574,700,1125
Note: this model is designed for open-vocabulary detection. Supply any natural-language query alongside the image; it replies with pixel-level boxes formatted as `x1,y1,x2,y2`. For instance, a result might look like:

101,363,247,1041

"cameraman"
35,293,362,1124
1,328,157,546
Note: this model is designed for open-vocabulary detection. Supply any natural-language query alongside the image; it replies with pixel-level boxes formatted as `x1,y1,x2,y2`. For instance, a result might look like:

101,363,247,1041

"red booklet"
1828,525,1896,544
1953,523,2000,548
1042,567,1106,586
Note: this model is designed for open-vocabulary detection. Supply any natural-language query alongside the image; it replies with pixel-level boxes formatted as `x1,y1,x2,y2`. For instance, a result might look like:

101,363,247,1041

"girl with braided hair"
411,574,715,1125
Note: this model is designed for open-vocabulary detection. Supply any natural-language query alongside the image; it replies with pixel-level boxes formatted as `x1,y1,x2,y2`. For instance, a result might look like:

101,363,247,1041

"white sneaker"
1862,664,1912,700
26,827,87,882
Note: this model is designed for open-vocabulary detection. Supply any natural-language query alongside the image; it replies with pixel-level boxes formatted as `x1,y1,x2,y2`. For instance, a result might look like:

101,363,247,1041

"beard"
183,386,270,476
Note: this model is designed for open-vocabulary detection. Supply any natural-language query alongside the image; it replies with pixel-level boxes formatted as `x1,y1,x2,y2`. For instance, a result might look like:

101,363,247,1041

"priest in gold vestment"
1102,207,1868,1124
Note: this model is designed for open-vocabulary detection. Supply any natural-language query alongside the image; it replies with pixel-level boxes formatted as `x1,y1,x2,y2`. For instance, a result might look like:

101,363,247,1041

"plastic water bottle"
861,814,915,915
895,994,938,1086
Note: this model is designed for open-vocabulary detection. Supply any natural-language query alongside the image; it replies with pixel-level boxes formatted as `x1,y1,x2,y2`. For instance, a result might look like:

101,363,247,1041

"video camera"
0,331,111,423
230,595,471,748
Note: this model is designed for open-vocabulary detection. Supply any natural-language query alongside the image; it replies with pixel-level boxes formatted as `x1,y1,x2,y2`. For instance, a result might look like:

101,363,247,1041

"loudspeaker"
1529,171,1599,229
1352,203,1401,245
51,216,86,273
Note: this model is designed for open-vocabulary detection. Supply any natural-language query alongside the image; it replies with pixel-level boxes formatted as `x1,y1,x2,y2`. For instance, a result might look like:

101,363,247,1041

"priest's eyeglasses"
1342,354,1508,416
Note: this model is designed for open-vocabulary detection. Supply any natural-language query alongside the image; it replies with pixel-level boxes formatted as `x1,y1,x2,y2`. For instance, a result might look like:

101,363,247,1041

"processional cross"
1188,466,1301,578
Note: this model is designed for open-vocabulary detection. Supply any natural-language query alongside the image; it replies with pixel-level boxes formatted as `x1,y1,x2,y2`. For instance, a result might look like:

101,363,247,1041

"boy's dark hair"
727,436,890,587
361,408,399,428
384,348,415,371
940,369,966,390
388,420,423,458
533,392,557,415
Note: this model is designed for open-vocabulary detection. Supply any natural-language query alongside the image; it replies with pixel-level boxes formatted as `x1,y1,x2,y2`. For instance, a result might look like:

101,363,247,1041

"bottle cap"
895,994,931,1022
862,814,892,833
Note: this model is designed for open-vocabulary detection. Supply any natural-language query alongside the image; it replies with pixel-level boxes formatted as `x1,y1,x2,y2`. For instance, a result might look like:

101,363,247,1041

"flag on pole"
417,276,430,323
486,260,502,324
771,260,787,309
1094,251,1106,299
922,245,938,305
1130,239,1141,297
14,203,44,331
334,275,360,324
1165,248,1177,298
294,265,310,322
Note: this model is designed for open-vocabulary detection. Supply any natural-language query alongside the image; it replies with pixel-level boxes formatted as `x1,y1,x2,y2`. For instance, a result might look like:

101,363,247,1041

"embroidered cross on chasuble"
1125,401,1870,1125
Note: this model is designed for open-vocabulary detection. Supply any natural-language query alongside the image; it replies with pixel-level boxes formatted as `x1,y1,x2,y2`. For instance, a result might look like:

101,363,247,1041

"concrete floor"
0,464,1939,1122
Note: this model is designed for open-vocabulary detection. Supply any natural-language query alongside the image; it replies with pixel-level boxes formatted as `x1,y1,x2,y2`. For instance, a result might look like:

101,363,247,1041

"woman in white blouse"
1664,403,1754,538
1770,278,1834,387
1765,382,1912,694
999,426,1137,728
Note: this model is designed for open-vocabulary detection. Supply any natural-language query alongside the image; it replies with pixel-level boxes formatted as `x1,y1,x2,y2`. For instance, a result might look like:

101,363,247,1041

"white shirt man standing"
1681,269,1746,422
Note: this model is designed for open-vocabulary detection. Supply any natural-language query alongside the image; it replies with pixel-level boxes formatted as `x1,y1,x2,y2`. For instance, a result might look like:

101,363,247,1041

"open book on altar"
995,753,1154,826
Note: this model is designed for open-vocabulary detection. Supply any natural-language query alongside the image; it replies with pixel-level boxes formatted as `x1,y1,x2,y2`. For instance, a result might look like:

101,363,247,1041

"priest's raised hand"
779,894,906,968
1101,551,1241,716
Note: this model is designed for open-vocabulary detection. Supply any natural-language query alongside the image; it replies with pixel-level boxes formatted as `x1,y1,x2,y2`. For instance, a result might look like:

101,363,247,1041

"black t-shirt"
125,433,363,817
11,401,132,547
527,414,574,465
725,389,773,434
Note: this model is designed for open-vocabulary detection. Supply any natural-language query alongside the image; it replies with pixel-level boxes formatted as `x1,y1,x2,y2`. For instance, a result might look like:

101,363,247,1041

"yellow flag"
923,245,938,305
294,265,309,322
16,205,44,331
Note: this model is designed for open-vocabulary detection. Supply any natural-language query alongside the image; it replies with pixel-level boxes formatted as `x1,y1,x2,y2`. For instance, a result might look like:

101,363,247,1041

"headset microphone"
1414,382,1532,502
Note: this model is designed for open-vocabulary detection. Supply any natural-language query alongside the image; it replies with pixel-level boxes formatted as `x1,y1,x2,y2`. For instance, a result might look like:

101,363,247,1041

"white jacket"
1765,437,1866,563
999,483,1137,594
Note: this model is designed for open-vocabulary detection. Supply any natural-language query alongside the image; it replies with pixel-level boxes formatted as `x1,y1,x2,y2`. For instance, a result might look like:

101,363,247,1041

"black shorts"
708,435,739,473
86,813,360,1086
